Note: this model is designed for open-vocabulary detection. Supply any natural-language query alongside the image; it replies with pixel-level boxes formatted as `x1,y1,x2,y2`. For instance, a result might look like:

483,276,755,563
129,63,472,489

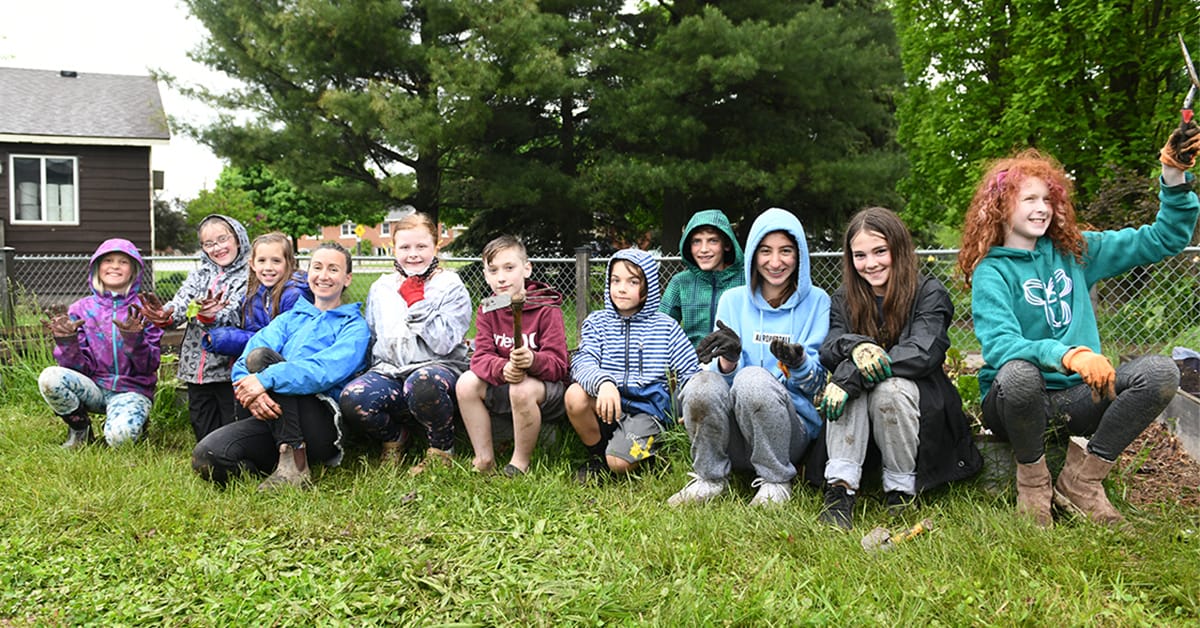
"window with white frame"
380,221,390,236
10,155,79,224
340,221,355,237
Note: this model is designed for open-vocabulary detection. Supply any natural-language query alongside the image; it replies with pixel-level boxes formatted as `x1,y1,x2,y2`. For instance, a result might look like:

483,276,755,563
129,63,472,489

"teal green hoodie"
659,209,746,347
973,176,1199,397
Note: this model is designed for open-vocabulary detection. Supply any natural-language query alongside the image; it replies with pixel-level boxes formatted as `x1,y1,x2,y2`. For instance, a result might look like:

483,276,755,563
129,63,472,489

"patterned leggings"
339,366,459,450
38,366,152,447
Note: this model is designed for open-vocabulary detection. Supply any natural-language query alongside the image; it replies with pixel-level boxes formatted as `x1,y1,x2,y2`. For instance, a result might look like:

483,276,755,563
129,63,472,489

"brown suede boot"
1015,455,1053,528
1053,437,1123,526
381,440,405,466
258,443,312,491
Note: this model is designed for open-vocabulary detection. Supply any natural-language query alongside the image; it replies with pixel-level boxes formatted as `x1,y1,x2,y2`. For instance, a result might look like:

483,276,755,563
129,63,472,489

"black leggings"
191,348,339,485
982,355,1178,464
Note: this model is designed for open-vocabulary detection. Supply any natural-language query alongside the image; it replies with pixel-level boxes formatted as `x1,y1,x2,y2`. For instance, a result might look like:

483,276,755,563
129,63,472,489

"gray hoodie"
165,214,250,384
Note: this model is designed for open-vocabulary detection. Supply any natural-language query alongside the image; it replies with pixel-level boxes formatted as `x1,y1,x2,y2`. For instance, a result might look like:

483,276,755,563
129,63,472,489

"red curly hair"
956,149,1086,286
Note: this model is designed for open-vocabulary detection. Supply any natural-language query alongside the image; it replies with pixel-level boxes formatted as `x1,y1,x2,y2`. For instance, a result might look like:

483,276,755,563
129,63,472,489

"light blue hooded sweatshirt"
712,208,830,438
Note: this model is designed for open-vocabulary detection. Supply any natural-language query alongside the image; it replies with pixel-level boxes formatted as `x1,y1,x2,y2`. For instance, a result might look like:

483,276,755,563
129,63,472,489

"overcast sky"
1,0,229,201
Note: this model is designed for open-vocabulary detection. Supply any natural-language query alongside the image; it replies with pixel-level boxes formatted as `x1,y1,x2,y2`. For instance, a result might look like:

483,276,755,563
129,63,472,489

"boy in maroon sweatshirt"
456,235,569,476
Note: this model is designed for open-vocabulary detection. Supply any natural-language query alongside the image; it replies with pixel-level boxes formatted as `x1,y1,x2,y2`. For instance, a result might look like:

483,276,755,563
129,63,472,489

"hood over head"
744,207,812,309
604,247,661,318
89,238,147,297
679,209,744,271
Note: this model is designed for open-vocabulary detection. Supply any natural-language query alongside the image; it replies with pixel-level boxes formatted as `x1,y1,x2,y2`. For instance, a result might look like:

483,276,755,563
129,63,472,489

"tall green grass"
0,346,1197,624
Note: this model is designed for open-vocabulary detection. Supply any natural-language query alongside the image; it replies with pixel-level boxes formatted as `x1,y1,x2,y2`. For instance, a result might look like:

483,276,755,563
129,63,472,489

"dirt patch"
1119,421,1200,507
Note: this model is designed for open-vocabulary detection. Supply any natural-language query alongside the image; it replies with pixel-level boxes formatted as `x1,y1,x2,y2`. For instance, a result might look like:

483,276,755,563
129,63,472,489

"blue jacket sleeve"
570,314,617,396
256,317,371,396
204,325,253,356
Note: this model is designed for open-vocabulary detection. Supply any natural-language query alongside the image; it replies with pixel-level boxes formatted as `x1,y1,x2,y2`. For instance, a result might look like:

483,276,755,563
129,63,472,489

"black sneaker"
819,484,855,530
575,457,610,485
884,491,915,519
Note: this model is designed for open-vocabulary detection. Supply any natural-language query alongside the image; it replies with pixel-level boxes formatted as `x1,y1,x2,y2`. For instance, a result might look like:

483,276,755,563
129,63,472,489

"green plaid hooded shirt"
659,209,745,348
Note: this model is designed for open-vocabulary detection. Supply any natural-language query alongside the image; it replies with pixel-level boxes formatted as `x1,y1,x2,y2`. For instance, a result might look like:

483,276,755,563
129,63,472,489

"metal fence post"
574,246,590,341
0,247,14,328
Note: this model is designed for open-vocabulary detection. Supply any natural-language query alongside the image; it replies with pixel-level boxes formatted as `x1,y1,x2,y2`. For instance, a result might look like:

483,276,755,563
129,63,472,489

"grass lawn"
0,355,1198,624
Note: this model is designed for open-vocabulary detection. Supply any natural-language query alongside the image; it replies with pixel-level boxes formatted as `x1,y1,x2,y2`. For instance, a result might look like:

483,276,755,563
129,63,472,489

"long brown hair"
842,207,917,348
957,149,1084,286
245,232,297,322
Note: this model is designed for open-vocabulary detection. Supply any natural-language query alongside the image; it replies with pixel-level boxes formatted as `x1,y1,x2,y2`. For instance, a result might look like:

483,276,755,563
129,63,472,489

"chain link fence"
4,248,1199,356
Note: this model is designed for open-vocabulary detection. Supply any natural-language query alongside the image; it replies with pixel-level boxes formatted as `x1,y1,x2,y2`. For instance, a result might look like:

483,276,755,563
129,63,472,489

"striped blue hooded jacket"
570,248,700,425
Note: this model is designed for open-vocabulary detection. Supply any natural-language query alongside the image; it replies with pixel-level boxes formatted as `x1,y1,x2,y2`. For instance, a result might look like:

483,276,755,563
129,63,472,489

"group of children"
36,121,1200,529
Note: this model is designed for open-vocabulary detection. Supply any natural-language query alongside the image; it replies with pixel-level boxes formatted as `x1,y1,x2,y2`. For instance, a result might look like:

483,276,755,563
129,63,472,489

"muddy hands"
114,305,148,334
42,304,83,338
137,292,175,328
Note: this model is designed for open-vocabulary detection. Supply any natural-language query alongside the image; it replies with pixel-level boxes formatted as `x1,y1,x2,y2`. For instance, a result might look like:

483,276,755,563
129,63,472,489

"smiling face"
1004,176,1053,250
483,246,531,299
251,241,289,289
96,252,135,293
850,230,892,297
754,231,798,301
307,247,352,308
393,227,438,276
608,259,646,317
688,227,730,272
199,222,239,268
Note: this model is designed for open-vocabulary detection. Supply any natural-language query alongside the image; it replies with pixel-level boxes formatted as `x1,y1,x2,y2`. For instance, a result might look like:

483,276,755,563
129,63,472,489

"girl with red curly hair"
959,129,1200,528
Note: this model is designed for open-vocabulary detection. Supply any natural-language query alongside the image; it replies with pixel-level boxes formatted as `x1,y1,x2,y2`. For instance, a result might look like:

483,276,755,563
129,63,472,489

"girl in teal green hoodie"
958,130,1200,528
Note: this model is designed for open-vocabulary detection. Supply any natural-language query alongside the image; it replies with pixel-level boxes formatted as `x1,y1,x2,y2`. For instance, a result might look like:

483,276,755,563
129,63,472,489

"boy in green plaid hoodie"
660,209,745,348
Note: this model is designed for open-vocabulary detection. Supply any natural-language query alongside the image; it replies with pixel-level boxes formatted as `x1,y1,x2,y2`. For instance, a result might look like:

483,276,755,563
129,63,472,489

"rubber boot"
258,443,312,491
60,409,93,450
61,424,94,450
1015,455,1053,528
1053,437,1123,526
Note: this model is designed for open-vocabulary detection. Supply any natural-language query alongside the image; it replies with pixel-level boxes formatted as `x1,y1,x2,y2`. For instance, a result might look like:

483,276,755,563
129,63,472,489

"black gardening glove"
1160,120,1200,171
696,320,741,364
769,338,807,377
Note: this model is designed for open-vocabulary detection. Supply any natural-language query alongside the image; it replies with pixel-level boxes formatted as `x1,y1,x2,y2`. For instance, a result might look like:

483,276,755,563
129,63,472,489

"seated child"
457,235,570,476
567,247,700,483
660,209,745,348
38,238,163,447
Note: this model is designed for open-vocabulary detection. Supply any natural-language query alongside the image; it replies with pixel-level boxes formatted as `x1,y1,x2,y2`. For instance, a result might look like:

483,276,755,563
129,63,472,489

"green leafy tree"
153,199,193,253
184,185,261,239
584,0,907,252
894,0,1200,236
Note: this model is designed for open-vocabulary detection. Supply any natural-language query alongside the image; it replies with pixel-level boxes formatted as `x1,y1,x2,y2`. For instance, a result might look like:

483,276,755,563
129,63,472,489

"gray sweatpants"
679,367,811,484
982,355,1178,464
824,377,920,494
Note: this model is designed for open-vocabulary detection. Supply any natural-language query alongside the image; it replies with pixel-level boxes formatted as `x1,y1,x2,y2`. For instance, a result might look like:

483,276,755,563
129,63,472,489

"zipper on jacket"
709,274,718,329
109,293,120,390
622,318,632,388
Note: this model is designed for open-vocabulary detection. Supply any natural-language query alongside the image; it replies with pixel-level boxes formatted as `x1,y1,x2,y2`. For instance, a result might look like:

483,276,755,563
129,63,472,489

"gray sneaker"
667,472,728,506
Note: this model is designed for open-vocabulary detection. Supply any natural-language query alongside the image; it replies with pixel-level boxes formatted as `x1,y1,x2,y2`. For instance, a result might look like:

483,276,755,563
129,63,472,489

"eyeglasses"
201,234,233,250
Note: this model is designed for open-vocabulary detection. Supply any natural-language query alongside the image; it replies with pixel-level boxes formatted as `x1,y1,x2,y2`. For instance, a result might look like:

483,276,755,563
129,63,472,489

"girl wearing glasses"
140,214,250,441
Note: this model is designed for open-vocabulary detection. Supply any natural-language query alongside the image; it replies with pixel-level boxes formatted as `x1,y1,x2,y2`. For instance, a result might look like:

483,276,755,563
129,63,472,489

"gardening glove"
817,382,849,421
769,338,807,378
399,275,426,306
1160,120,1200,171
1062,347,1116,403
851,342,892,383
695,320,741,365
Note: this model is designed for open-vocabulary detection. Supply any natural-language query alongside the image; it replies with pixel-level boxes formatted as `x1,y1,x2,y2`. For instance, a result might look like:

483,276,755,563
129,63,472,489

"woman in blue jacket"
668,208,829,507
191,243,370,490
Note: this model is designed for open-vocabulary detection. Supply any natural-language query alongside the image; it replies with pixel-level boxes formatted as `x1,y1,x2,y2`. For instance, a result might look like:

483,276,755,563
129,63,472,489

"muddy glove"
851,342,892,383
696,320,741,365
1062,347,1116,403
1160,120,1200,170
769,338,807,377
817,382,849,421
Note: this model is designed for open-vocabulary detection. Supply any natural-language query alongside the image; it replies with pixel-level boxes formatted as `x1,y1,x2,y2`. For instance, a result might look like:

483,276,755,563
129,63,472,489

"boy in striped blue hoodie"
566,248,700,483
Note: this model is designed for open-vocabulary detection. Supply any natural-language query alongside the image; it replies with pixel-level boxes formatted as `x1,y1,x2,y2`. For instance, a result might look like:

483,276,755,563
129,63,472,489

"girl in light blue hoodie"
668,208,829,507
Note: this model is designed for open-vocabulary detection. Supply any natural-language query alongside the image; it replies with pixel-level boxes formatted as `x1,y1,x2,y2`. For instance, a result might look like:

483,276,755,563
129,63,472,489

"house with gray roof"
0,67,170,255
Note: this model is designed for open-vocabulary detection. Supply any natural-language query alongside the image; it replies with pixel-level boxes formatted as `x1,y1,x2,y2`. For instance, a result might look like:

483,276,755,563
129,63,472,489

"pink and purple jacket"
53,238,163,399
